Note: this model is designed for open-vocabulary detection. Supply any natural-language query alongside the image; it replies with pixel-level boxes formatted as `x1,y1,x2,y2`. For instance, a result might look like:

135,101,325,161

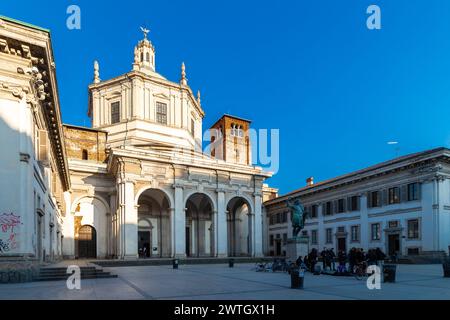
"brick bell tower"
209,115,252,165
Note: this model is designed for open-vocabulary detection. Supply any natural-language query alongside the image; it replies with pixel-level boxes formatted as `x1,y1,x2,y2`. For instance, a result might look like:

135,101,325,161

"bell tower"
133,27,156,73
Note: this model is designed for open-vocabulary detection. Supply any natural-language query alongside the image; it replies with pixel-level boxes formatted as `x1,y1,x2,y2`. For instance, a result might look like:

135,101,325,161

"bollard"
173,259,179,269
229,258,234,268
443,259,450,277
383,264,396,283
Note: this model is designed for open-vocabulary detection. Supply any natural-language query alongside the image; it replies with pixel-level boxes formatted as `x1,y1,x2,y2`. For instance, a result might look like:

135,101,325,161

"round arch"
226,196,253,257
135,186,174,209
71,195,110,214
183,190,217,213
185,192,216,257
137,188,172,258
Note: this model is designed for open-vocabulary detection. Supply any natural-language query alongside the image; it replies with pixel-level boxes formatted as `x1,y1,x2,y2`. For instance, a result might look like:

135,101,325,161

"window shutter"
400,185,408,202
367,192,372,208
357,196,360,210
322,203,326,216
38,130,48,162
347,197,352,211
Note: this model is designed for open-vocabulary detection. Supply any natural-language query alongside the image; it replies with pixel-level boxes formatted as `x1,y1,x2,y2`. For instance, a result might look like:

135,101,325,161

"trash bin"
291,269,300,289
173,259,179,269
383,264,397,283
442,260,450,277
229,259,234,268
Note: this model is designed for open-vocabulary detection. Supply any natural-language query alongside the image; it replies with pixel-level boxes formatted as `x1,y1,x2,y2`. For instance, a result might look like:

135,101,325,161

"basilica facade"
0,16,274,263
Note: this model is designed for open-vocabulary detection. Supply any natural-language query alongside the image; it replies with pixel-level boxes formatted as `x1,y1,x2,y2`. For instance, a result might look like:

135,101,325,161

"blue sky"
1,0,450,194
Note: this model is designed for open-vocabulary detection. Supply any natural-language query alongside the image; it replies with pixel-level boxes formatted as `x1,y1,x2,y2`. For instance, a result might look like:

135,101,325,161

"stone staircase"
33,266,117,282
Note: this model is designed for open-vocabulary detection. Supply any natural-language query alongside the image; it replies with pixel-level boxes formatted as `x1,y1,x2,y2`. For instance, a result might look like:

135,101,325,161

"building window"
326,228,333,244
282,211,287,223
371,223,381,241
369,191,381,208
82,149,88,160
324,202,332,216
270,235,274,246
111,101,120,124
351,225,360,242
310,205,318,218
337,199,345,213
408,183,420,201
156,102,167,124
146,52,150,62
283,233,287,245
407,219,420,239
311,230,318,245
337,226,345,233
388,187,400,204
349,196,359,211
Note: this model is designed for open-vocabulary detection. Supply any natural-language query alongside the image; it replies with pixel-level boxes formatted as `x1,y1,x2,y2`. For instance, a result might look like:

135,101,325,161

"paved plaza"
0,263,449,300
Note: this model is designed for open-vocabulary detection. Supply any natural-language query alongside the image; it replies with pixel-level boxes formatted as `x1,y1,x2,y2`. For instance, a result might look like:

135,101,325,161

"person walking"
321,247,328,270
329,248,336,271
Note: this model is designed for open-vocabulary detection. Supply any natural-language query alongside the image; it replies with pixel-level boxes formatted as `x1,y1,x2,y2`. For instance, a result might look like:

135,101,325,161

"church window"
140,52,144,62
111,101,120,124
156,102,167,124
146,52,150,62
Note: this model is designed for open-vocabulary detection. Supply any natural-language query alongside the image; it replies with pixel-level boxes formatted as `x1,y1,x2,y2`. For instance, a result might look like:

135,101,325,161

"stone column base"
286,236,309,261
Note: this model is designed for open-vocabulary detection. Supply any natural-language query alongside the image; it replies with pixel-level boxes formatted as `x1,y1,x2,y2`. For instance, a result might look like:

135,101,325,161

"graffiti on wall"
0,213,22,253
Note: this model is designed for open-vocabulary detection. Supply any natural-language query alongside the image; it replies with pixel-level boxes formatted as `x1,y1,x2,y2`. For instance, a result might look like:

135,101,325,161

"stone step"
94,257,273,268
33,273,118,282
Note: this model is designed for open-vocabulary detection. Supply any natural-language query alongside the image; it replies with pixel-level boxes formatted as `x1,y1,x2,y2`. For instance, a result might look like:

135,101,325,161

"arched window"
82,149,88,160
140,52,144,62
146,52,150,62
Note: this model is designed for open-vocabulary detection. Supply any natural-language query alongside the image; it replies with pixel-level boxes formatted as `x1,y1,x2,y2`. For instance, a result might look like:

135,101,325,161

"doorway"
388,234,400,256
337,238,346,253
138,231,151,258
276,240,282,256
77,225,97,258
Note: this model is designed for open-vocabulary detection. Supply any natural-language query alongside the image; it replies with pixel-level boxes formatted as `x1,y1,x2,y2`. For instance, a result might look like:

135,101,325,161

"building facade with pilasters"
264,148,450,260
61,31,271,260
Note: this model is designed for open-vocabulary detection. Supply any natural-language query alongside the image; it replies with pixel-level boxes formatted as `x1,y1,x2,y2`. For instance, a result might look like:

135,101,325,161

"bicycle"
353,261,368,280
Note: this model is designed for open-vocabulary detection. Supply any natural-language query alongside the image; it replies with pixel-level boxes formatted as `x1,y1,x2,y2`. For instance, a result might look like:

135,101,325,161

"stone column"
173,184,186,258
253,193,263,257
118,179,138,259
216,189,228,257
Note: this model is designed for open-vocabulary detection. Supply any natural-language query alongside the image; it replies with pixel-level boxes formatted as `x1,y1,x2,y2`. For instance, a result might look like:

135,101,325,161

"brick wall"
63,125,107,162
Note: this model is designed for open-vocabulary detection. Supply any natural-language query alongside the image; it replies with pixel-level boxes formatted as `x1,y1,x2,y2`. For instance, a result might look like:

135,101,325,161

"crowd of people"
295,247,386,274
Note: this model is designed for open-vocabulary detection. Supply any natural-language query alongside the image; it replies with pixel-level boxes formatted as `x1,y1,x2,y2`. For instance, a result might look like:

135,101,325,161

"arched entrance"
77,225,97,258
227,197,252,257
185,193,215,257
137,189,171,258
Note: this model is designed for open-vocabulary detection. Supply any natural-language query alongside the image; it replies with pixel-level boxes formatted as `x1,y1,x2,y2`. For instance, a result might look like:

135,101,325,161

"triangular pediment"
153,92,170,100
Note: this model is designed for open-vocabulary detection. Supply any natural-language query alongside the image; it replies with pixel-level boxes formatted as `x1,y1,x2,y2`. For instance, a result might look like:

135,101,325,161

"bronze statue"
286,197,307,238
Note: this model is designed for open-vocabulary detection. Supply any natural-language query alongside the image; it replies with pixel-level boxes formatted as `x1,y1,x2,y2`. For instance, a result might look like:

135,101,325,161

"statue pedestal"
286,236,309,261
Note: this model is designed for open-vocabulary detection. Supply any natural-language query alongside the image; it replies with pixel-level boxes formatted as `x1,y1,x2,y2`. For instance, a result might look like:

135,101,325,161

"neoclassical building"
264,148,450,261
0,16,274,263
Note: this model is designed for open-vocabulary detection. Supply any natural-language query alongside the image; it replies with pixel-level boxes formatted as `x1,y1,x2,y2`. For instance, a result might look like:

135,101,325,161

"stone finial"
180,62,187,85
197,90,201,105
93,60,100,84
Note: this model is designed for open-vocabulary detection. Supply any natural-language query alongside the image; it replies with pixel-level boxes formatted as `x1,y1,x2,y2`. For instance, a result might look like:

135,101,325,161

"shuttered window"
38,130,48,162
156,102,167,124
111,102,120,124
